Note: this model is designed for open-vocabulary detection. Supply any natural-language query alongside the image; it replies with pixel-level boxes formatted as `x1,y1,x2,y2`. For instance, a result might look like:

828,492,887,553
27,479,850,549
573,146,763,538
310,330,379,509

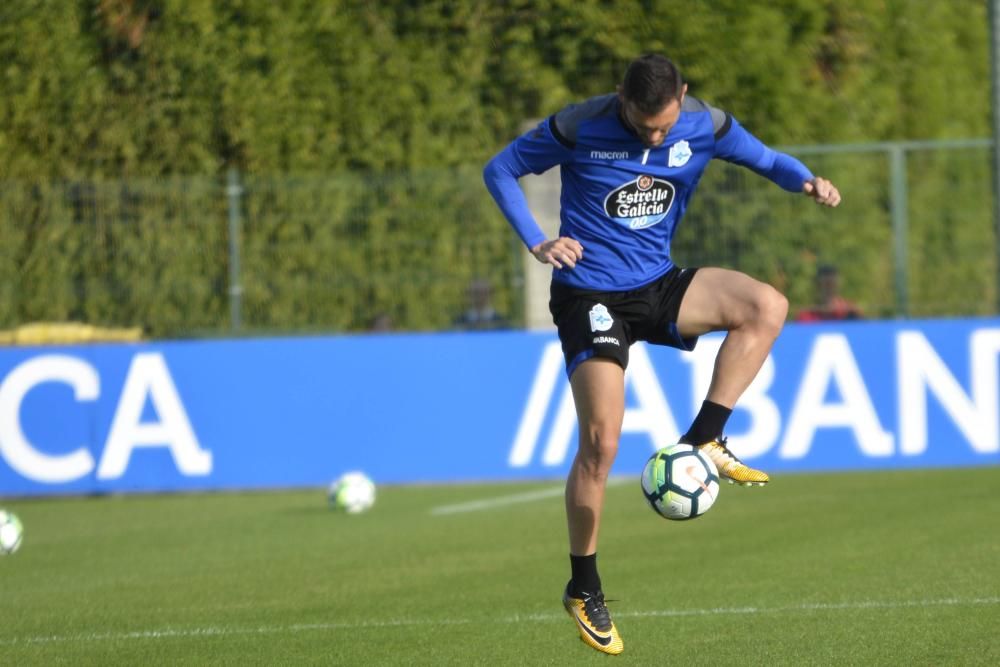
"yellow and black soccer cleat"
696,437,769,486
562,584,624,655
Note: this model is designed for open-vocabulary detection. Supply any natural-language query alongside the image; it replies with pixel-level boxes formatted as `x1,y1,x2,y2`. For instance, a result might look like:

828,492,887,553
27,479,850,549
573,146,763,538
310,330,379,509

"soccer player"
483,54,841,655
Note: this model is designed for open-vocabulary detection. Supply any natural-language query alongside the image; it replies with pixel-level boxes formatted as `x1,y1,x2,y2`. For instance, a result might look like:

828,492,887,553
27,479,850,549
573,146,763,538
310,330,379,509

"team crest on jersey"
603,175,676,230
668,140,692,167
589,304,614,332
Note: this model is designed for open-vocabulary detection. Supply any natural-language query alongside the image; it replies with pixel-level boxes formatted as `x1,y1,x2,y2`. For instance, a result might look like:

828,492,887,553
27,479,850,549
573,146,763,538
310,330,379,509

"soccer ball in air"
0,510,24,555
328,471,376,514
640,444,720,520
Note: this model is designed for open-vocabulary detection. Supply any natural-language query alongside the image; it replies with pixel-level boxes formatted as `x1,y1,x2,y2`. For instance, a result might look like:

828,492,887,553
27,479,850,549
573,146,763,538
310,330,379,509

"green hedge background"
0,1,994,336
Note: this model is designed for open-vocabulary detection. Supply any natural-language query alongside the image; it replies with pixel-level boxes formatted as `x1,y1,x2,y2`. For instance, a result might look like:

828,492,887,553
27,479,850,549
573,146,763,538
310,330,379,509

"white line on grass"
430,476,631,516
626,596,1000,618
3,596,997,647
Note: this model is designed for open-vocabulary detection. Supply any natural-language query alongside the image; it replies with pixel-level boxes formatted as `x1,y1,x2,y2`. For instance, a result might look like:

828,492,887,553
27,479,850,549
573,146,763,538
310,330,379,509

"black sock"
569,553,602,595
680,400,732,445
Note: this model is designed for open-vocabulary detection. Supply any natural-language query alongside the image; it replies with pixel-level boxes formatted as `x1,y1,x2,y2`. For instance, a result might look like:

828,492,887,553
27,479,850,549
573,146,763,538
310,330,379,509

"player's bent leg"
677,268,785,485
676,267,787,406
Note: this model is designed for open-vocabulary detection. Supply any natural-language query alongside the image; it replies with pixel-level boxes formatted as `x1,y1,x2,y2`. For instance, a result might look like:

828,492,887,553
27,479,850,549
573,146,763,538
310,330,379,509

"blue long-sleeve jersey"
483,93,813,291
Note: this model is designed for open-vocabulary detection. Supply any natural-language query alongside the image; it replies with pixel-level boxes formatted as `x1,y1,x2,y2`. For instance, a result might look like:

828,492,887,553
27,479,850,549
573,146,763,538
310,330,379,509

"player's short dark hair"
622,54,685,115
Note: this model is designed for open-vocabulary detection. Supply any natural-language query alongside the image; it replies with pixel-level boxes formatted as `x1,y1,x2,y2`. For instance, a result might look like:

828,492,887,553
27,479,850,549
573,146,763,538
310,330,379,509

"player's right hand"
531,237,583,269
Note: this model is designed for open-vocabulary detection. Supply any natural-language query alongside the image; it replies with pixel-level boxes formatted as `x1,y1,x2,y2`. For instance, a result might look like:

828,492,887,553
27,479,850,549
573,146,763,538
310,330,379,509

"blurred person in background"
453,277,509,331
484,53,841,654
368,312,394,332
796,264,863,321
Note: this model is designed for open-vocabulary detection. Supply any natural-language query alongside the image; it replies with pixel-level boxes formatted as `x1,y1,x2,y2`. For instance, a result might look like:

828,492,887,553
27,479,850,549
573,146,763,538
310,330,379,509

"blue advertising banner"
1,318,998,496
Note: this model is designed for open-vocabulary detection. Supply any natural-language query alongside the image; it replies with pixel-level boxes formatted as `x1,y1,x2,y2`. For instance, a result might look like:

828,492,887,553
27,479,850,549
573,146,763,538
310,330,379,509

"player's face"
620,88,686,148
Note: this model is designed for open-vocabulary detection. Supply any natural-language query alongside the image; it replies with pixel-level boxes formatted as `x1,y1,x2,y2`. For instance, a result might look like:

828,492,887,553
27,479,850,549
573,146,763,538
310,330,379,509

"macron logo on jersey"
590,150,630,160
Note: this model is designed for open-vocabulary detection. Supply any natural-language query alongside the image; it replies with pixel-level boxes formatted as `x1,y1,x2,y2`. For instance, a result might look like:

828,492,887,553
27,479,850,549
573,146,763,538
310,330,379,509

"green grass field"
2,467,999,665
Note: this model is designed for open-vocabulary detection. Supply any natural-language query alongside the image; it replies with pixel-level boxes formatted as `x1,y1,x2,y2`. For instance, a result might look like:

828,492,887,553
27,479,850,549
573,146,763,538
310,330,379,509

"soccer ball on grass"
640,444,720,520
0,509,24,555
328,471,376,514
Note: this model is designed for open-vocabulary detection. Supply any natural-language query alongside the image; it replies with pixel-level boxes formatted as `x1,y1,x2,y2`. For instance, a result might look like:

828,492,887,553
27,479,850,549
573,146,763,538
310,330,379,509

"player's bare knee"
749,285,787,339
762,287,788,332
727,286,785,336
579,428,619,477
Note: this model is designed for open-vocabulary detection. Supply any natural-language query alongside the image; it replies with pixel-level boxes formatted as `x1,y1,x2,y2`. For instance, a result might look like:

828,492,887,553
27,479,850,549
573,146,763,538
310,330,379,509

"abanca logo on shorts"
603,174,675,230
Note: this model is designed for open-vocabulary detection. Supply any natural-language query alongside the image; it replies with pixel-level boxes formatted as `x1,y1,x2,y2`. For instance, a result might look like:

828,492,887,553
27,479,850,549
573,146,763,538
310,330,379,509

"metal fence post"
990,0,1000,314
227,168,243,331
889,144,909,318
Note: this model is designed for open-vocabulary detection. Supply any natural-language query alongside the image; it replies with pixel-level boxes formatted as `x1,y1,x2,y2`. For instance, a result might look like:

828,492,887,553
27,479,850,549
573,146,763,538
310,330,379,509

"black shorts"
549,266,700,378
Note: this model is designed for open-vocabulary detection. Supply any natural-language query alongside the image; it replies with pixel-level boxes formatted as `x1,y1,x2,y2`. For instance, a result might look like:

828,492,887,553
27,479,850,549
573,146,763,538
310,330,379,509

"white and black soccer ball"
328,471,376,514
641,444,720,520
0,509,24,555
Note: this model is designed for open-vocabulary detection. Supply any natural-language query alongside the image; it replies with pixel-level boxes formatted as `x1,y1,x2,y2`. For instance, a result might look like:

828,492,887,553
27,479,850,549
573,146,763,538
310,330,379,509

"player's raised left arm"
714,114,841,206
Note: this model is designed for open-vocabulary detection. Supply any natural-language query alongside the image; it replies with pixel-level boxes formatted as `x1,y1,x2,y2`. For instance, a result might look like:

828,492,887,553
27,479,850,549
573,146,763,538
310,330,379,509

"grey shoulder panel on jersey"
682,95,732,139
550,93,619,148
